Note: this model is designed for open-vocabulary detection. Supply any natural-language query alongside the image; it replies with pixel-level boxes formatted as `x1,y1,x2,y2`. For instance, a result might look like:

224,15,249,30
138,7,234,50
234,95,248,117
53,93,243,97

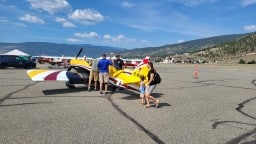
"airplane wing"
109,66,141,85
114,71,141,84
27,69,82,81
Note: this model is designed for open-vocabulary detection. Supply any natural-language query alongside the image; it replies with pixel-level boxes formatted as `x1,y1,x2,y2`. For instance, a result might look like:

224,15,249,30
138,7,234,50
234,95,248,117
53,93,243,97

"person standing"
88,58,99,91
144,61,160,108
83,55,87,61
113,54,124,70
97,54,112,94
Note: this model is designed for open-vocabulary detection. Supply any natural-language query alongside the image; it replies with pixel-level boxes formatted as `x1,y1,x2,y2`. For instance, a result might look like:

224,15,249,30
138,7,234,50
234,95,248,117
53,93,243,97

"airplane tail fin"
135,55,150,68
130,58,150,81
109,65,129,78
108,65,117,76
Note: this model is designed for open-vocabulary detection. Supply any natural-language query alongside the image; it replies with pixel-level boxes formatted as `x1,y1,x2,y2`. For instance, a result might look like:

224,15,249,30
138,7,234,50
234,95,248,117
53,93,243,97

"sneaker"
94,88,97,91
88,88,91,92
100,91,103,94
105,91,108,94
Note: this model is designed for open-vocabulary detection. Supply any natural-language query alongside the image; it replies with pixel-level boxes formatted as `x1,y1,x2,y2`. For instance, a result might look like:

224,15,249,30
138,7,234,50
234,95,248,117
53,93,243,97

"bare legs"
99,83,108,94
104,83,108,93
144,93,159,108
94,81,97,90
99,81,103,93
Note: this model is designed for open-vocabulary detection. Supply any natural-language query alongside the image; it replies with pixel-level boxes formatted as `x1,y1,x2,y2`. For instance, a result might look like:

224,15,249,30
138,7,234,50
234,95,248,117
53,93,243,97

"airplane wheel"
65,81,75,89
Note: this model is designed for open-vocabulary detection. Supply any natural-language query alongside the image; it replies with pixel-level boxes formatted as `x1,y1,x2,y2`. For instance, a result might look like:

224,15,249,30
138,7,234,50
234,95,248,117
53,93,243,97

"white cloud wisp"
19,14,45,24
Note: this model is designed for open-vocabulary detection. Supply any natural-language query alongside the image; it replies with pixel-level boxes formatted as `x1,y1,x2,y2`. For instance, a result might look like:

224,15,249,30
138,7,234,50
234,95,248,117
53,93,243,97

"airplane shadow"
0,102,52,107
42,86,170,108
43,87,87,95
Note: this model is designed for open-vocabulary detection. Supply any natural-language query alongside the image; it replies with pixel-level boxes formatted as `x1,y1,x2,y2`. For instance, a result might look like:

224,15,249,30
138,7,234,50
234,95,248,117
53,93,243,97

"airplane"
123,58,143,69
27,48,150,92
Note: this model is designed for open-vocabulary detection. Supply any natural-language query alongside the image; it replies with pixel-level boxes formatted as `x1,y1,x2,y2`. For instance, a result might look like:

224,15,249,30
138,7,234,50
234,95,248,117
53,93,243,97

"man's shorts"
99,72,109,83
89,71,99,81
145,85,156,95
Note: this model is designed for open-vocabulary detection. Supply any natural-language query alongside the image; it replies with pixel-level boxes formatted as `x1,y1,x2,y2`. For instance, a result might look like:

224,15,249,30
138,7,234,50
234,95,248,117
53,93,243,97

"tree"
239,59,246,64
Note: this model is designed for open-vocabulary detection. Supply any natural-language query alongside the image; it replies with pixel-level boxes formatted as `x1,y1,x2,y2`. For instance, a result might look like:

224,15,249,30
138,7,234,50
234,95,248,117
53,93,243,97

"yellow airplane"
27,49,150,92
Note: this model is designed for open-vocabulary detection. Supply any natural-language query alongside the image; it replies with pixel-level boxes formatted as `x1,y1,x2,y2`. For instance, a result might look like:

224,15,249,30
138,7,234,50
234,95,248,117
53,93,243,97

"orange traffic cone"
194,64,199,79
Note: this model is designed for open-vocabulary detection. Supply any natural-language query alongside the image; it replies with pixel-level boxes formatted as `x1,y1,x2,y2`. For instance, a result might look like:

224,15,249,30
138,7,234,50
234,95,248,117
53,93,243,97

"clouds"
55,17,75,27
22,1,106,27
69,32,134,43
19,14,45,24
244,25,256,32
103,34,134,42
66,31,139,48
241,0,256,7
68,9,105,25
0,17,9,23
67,38,80,42
175,0,219,7
121,1,135,8
26,0,71,14
74,32,100,39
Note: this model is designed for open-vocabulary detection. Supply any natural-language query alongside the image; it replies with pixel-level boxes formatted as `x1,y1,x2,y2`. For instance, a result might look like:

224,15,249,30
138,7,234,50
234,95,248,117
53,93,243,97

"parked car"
0,55,36,69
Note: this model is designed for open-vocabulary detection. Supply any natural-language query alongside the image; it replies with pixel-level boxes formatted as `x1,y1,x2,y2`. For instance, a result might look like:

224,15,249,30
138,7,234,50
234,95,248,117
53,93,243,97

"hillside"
119,33,248,58
190,32,256,63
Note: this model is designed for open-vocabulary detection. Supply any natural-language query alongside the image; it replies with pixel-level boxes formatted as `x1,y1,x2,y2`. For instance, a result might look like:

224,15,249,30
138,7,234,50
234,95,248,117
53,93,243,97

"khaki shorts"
99,72,109,83
89,71,99,81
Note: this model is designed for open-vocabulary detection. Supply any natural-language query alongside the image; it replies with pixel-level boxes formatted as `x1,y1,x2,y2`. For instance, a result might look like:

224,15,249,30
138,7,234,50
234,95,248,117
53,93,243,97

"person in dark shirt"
144,61,160,108
113,54,124,70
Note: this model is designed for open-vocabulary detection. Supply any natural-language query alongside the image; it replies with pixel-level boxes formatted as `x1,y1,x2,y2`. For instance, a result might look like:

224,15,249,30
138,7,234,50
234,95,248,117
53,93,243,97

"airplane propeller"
75,48,83,59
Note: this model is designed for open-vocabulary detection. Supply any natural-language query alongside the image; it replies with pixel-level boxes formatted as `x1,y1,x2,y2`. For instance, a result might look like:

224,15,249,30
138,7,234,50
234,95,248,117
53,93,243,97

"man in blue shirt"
97,54,112,94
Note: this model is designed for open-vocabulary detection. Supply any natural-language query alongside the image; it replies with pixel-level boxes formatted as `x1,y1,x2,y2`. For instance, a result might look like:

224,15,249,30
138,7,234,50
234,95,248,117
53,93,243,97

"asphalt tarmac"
0,63,256,144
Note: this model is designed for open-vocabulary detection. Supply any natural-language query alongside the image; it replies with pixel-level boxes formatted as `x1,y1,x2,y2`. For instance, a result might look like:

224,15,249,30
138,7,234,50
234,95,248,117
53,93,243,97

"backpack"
153,72,161,84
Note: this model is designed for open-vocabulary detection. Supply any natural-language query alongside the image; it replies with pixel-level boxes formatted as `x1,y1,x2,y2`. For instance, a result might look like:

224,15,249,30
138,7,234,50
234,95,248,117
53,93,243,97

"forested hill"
191,32,256,62
120,33,249,58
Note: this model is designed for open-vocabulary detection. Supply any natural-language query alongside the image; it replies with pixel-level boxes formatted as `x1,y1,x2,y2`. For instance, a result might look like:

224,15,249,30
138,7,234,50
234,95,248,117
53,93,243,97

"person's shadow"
119,91,171,108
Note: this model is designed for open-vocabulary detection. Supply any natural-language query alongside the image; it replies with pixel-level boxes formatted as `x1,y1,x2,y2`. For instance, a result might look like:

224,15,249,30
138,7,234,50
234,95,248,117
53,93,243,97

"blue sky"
0,0,256,49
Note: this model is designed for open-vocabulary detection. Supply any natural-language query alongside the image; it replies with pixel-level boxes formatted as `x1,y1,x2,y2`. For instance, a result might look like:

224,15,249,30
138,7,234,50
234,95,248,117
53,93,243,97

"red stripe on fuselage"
44,71,62,80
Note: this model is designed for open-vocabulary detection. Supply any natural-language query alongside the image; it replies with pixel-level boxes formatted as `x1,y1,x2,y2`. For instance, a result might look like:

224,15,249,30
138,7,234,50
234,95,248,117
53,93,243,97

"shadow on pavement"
42,87,87,95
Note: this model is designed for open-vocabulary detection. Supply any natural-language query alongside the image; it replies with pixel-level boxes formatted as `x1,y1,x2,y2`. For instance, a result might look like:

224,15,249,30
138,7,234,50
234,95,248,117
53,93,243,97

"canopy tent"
3,49,30,56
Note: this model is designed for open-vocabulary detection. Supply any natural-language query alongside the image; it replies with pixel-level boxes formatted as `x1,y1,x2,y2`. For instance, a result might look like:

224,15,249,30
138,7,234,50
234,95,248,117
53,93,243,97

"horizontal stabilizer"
27,69,81,81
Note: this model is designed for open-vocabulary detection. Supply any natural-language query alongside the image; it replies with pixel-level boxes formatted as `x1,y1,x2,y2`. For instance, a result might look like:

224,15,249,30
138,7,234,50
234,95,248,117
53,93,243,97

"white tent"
3,49,30,56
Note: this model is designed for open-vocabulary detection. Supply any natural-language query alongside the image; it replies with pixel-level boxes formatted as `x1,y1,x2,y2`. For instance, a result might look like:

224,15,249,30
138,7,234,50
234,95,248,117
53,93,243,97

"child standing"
139,75,146,105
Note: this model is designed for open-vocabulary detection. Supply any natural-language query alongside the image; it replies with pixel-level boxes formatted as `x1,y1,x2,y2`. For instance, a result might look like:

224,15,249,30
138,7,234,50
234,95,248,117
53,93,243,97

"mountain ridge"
119,33,249,58
0,42,125,57
0,33,250,59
